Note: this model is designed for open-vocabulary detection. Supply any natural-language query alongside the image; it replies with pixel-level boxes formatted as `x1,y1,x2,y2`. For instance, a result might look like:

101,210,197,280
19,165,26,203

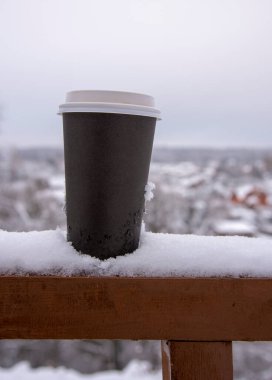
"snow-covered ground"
233,342,272,380
0,361,161,380
2,347,272,380
147,157,272,237
0,228,272,277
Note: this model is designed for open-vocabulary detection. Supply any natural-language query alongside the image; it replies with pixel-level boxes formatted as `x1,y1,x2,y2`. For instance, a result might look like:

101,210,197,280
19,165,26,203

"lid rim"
59,90,161,119
59,102,161,119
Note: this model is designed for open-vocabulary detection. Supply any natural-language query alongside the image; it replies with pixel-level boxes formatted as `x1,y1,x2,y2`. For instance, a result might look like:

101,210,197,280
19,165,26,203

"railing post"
161,341,233,380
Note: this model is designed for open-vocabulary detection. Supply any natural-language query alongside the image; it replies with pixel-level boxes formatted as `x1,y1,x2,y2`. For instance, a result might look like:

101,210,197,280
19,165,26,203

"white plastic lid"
59,90,161,119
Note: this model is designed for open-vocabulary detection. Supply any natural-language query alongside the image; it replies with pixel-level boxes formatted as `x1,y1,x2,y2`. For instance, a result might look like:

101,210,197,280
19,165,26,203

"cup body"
63,112,156,259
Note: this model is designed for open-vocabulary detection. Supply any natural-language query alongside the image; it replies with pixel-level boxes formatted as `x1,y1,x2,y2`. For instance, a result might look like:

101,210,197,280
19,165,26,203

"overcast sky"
0,0,272,147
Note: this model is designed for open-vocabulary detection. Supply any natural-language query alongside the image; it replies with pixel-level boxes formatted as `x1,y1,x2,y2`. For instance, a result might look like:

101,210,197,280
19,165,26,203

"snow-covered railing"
1,230,272,380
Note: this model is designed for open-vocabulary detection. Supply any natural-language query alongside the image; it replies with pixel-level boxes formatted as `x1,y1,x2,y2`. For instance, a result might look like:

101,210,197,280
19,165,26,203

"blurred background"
1,0,272,379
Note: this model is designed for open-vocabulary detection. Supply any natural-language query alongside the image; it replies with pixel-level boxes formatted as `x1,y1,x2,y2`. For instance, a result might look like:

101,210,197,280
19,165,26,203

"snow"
144,182,155,202
233,342,272,380
228,207,256,222
213,220,257,236
0,228,272,277
0,361,161,380
235,184,255,199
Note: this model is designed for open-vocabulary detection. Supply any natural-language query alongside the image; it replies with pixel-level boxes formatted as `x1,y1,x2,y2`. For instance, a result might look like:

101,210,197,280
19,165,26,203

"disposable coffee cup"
59,90,160,259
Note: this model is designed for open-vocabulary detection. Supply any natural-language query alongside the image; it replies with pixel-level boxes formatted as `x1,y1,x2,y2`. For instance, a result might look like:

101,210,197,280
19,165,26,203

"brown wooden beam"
0,276,272,340
161,341,233,380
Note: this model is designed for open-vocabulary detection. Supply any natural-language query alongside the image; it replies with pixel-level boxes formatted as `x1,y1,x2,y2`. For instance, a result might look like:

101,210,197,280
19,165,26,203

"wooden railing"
1,276,272,379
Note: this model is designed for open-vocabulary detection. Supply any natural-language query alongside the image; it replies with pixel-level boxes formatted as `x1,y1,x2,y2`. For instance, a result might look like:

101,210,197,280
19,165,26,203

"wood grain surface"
0,276,272,340
161,341,233,380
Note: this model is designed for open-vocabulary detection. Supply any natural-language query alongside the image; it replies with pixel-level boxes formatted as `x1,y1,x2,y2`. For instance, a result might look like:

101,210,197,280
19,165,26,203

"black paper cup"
59,90,160,259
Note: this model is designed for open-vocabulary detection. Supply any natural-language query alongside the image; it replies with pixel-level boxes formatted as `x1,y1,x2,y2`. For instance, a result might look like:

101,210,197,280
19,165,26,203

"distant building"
231,186,268,209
